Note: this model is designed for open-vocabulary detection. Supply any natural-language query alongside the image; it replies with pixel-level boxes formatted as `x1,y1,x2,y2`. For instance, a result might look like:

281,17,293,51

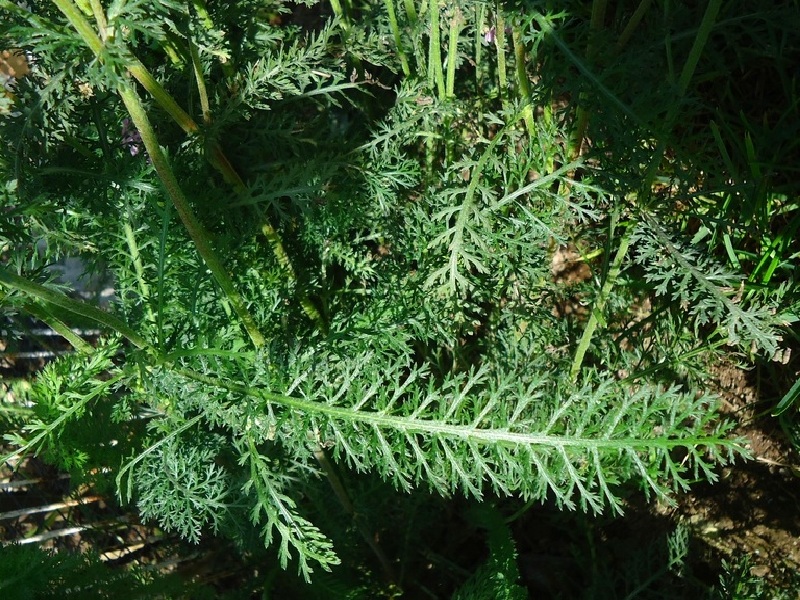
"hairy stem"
122,202,156,327
445,7,462,98
21,300,95,354
512,21,535,138
118,84,266,349
384,0,410,76
428,0,445,99
494,9,507,99
51,0,321,333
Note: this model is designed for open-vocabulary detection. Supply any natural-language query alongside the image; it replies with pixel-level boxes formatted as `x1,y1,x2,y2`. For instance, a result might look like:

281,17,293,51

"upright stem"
188,38,211,124
402,0,417,22
616,0,652,52
445,7,462,98
474,3,486,93
329,0,350,30
571,0,607,159
569,222,630,382
51,0,323,333
122,200,157,327
384,0,411,77
677,0,722,96
512,21,535,138
88,0,107,40
494,9,507,100
428,0,445,99
641,0,722,192
119,84,266,349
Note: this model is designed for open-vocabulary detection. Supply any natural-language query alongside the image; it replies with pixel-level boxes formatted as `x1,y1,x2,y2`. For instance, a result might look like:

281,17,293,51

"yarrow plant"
0,0,795,592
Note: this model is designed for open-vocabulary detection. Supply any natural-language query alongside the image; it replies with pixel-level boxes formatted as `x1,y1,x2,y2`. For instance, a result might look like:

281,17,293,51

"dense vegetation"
1,0,798,596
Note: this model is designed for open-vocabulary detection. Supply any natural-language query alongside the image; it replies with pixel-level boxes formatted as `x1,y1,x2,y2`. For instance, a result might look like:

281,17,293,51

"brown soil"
675,361,800,590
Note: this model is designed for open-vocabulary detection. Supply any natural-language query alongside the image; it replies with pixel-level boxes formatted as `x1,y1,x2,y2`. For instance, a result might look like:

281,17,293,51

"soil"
674,360,800,590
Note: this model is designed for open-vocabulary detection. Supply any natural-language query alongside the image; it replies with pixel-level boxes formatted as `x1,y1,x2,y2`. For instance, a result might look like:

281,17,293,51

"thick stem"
52,0,318,334
402,0,417,22
384,0,410,76
88,0,107,40
494,9,507,100
445,7,462,98
119,84,266,349
512,21,535,138
428,0,445,99
21,300,95,354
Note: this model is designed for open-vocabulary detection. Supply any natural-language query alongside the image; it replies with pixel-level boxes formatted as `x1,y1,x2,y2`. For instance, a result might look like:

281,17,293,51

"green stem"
52,0,319,334
569,223,630,382
445,7,462,98
494,9,507,100
53,0,324,342
190,0,234,78
122,202,156,326
52,0,197,133
383,0,410,77
88,0,107,40
128,62,198,134
188,37,211,124
677,0,722,96
428,0,445,99
51,0,103,54
474,3,486,93
21,300,95,354
329,0,350,29
260,221,327,332
402,0,417,22
642,0,722,192
118,84,265,349
616,0,651,52
512,21,535,138
0,268,149,350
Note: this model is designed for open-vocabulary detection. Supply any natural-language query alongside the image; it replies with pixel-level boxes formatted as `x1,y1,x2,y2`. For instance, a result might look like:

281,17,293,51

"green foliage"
0,0,796,593
0,543,202,599
713,555,799,600
452,506,527,600
581,524,692,599
1,341,128,478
